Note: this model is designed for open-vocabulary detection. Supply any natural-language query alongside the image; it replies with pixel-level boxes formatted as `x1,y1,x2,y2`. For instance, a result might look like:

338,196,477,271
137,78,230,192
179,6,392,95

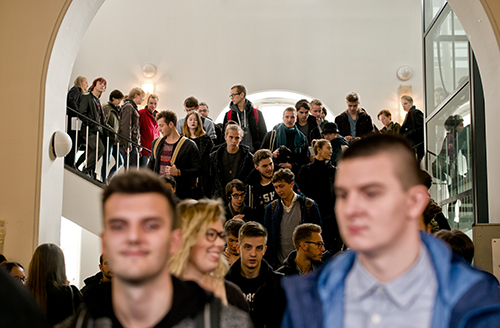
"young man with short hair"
207,124,254,200
264,168,321,268
225,222,286,328
260,107,309,176
139,94,160,167
80,254,112,303
309,98,326,136
295,99,321,145
223,218,245,265
277,223,325,276
281,134,500,328
101,89,124,182
377,109,401,134
223,84,267,152
400,94,424,162
118,87,145,169
198,101,211,120
58,171,251,328
76,77,107,177
224,179,259,223
176,96,217,140
147,110,202,200
334,91,373,143
246,149,277,220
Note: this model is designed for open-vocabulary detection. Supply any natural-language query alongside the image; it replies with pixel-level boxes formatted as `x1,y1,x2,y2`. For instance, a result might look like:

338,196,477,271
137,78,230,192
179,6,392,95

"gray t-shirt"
237,110,255,152
297,123,310,144
347,113,358,138
278,200,302,264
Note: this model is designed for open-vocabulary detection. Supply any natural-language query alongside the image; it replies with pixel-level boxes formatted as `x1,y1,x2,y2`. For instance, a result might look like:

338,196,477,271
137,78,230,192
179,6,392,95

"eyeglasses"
231,192,246,199
205,228,228,242
13,276,27,283
229,93,241,98
304,241,325,249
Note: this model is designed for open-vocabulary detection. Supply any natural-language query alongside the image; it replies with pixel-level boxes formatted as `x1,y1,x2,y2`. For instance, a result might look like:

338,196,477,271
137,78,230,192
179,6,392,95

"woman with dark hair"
297,139,342,254
182,110,212,197
27,243,83,326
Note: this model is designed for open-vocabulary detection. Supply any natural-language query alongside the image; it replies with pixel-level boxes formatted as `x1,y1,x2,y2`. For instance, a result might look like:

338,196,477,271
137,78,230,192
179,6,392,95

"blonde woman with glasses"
170,199,249,312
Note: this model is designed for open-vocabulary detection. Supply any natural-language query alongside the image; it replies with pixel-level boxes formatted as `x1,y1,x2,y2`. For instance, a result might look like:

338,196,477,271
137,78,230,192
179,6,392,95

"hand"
279,162,292,169
233,214,245,220
345,136,353,142
170,164,180,176
273,149,280,158
309,155,315,162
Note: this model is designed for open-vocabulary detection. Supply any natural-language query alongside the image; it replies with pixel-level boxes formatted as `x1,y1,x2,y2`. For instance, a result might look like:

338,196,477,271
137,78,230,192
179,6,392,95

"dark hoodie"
226,258,286,328
224,99,267,152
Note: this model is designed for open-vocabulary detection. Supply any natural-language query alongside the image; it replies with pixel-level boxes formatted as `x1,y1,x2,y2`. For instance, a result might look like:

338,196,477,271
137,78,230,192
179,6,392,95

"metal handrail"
66,106,152,183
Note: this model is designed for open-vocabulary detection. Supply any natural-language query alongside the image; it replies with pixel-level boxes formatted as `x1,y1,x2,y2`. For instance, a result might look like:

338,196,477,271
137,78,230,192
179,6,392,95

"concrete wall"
71,0,424,129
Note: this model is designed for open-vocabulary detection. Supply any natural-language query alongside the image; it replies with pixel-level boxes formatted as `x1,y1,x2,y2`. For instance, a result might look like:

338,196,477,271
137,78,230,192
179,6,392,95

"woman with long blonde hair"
170,199,248,312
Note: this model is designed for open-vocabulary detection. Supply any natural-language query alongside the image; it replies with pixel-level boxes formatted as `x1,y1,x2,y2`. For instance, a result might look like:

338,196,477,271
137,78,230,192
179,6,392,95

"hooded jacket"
224,99,267,151
335,108,373,139
281,232,500,328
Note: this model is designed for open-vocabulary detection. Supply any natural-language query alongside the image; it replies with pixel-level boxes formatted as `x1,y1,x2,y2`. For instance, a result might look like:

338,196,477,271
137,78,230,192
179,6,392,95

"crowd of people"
1,81,498,327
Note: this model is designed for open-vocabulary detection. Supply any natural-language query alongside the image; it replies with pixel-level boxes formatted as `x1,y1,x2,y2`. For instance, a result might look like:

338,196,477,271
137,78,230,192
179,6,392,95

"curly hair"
169,199,228,286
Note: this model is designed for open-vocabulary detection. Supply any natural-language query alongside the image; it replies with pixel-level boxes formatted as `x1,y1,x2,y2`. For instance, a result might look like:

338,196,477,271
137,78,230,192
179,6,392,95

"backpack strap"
304,198,314,221
194,297,221,328
270,199,279,213
270,129,276,150
171,137,187,165
253,107,259,126
152,136,166,160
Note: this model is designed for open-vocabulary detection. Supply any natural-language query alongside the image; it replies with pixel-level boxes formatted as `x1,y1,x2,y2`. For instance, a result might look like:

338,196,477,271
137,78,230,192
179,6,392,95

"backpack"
226,107,260,126
270,197,315,221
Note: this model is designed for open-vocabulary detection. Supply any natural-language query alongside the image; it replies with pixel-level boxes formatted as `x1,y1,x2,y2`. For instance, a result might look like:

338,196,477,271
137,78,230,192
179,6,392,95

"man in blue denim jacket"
281,134,500,328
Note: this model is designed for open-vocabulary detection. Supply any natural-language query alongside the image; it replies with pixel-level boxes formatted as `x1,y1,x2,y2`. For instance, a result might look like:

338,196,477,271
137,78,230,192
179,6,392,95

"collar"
282,192,298,212
346,244,434,309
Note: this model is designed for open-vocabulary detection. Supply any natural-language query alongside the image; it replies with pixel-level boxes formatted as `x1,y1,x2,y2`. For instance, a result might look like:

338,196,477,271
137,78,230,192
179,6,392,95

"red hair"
89,77,107,91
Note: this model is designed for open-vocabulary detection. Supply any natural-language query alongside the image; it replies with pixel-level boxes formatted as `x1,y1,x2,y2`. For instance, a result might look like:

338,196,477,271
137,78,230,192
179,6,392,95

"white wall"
72,0,423,129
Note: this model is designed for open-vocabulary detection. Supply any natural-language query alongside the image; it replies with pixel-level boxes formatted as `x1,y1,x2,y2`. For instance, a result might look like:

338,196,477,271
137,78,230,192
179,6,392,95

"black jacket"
400,105,424,161
334,108,373,139
78,92,105,135
147,136,202,200
226,258,286,328
297,160,341,253
190,135,213,197
225,204,261,224
207,144,254,200
298,115,321,145
224,99,267,151
276,250,323,276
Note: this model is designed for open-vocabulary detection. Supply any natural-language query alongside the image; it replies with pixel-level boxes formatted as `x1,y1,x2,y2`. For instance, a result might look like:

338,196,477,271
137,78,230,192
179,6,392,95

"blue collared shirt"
343,245,438,328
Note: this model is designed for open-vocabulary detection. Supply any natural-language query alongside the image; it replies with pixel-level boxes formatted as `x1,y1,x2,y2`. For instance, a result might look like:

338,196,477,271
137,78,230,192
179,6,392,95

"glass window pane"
439,193,473,232
424,0,446,30
425,6,469,115
427,86,471,205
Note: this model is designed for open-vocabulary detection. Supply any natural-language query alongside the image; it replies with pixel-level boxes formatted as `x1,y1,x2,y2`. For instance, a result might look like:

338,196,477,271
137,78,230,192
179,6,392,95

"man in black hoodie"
226,222,286,328
223,84,267,152
80,254,112,302
295,99,321,146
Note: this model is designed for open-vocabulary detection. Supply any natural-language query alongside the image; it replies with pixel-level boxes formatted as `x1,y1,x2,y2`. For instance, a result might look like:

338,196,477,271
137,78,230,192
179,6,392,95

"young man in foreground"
281,134,500,328
57,171,250,328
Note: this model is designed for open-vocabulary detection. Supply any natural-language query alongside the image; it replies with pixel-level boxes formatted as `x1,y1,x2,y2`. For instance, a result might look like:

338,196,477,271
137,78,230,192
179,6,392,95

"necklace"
225,150,238,175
